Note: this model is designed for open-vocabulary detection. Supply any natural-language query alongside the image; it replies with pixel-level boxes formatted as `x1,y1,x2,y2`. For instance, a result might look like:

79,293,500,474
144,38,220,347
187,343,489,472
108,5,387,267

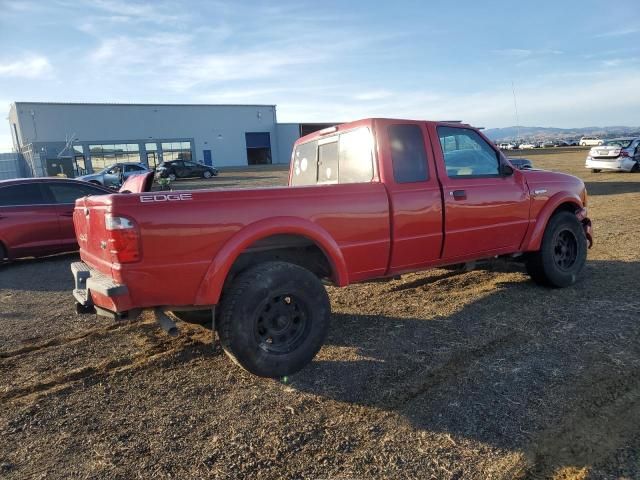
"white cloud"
276,70,640,128
493,49,533,58
596,28,640,38
0,55,52,78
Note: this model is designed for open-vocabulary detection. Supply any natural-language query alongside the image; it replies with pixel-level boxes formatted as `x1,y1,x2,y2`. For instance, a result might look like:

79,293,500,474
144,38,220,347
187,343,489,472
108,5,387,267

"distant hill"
483,126,640,141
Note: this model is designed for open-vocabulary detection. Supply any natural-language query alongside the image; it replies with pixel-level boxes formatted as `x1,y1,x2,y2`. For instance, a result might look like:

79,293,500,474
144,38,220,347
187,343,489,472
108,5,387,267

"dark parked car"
0,178,111,261
77,162,150,188
156,160,219,180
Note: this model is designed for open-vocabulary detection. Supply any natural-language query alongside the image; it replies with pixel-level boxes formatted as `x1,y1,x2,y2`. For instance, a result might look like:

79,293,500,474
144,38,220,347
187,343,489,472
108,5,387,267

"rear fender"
521,192,583,251
194,217,349,305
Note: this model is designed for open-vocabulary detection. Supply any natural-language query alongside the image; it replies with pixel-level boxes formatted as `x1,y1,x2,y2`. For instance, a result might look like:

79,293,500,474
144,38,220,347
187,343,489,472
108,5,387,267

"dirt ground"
1,150,639,479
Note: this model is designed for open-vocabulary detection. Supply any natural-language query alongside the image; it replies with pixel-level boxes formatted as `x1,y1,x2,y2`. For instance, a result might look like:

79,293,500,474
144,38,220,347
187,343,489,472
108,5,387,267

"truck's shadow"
288,259,640,477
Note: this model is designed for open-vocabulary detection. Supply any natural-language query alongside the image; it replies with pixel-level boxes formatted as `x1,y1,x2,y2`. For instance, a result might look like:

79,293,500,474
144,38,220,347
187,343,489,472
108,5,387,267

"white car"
498,142,516,150
580,136,604,146
519,142,537,149
585,138,640,173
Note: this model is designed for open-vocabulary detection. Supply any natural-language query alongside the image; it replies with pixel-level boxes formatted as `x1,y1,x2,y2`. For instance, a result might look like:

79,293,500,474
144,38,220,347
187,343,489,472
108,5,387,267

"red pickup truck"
71,118,592,377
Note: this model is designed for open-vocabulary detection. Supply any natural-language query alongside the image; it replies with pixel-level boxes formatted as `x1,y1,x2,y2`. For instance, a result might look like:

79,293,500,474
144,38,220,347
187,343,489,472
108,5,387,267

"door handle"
450,190,466,199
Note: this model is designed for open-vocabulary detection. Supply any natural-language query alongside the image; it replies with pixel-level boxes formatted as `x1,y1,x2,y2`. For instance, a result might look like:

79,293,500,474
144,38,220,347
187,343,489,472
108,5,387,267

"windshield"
603,139,632,148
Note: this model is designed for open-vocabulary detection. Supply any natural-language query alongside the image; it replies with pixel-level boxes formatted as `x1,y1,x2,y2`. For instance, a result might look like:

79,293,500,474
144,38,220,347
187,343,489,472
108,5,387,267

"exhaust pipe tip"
154,308,179,337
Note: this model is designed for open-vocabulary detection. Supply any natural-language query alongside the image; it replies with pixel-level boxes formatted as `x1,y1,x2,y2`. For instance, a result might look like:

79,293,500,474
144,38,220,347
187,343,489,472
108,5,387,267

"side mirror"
500,164,514,176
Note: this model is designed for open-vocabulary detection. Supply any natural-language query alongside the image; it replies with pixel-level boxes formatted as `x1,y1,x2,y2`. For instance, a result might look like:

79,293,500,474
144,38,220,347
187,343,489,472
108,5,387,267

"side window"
291,141,318,186
388,124,429,183
338,128,374,183
317,140,339,184
48,183,107,204
125,164,143,172
437,127,500,177
0,184,47,206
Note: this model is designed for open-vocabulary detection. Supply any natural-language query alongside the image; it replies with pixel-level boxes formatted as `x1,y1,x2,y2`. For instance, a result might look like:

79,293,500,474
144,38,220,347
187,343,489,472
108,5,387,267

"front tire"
203,170,212,179
591,169,601,173
168,173,177,181
217,261,331,377
526,211,587,288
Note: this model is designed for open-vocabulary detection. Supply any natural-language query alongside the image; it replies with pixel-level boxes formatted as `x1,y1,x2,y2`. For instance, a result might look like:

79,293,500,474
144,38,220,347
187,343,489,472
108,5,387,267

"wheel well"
0,240,6,260
553,202,580,216
224,234,334,290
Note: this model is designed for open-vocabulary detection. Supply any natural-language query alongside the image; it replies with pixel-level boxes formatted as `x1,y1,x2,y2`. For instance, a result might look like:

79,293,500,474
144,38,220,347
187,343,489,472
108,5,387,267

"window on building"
437,127,499,177
290,127,374,186
161,141,192,162
89,143,141,172
388,124,429,183
145,143,159,168
72,145,87,176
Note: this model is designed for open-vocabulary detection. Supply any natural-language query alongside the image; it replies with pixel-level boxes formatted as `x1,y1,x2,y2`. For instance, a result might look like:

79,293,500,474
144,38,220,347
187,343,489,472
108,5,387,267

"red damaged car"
0,178,111,261
71,118,593,377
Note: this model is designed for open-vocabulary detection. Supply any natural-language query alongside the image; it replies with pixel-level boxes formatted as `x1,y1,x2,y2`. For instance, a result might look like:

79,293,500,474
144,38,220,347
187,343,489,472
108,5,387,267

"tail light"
104,214,141,263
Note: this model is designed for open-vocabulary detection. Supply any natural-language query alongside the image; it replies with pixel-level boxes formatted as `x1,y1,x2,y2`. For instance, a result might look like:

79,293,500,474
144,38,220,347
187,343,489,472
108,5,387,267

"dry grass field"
1,149,639,479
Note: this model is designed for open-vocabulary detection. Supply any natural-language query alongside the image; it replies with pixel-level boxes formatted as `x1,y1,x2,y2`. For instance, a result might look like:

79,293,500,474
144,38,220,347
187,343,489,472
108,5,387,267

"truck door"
429,124,530,259
378,120,444,274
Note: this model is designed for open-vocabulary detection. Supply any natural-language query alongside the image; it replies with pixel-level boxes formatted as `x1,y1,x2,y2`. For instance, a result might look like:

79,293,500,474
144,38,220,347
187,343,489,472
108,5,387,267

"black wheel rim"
254,294,309,354
553,229,578,271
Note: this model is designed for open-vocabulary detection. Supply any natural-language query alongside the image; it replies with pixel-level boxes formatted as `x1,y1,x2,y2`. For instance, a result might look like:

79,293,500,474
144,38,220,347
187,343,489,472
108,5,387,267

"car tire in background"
203,170,212,179
591,169,601,173
526,211,587,288
217,261,331,378
168,173,177,181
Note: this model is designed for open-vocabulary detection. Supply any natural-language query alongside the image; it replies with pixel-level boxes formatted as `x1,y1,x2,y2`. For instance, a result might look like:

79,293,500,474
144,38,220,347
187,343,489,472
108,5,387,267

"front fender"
521,192,583,251
194,216,349,305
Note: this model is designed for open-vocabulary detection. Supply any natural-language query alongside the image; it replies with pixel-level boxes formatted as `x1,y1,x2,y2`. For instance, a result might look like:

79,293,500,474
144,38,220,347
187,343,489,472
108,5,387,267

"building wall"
275,123,300,167
10,103,284,168
0,152,23,180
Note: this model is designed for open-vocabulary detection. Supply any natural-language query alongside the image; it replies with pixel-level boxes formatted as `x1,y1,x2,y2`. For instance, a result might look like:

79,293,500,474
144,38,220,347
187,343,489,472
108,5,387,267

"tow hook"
154,308,179,337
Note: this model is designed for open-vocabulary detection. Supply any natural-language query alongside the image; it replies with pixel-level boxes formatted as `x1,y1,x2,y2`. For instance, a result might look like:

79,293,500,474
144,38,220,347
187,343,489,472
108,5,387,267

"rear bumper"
585,157,636,172
71,262,135,318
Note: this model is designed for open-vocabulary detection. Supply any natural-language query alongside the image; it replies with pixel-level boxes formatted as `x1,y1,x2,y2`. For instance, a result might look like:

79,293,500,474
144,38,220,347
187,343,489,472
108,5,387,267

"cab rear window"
291,128,374,186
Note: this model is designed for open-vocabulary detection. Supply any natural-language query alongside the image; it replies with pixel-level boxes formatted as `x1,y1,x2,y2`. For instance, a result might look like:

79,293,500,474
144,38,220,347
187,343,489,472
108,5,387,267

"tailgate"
73,196,114,276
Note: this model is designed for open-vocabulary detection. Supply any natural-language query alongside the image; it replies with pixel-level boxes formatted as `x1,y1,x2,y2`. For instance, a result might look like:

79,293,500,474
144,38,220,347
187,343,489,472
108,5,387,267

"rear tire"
526,211,587,288
217,261,330,377
591,169,601,173
631,163,640,173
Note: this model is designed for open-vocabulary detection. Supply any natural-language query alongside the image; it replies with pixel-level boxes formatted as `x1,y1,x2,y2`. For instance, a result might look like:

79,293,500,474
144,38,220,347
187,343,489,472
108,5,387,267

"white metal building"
7,102,335,178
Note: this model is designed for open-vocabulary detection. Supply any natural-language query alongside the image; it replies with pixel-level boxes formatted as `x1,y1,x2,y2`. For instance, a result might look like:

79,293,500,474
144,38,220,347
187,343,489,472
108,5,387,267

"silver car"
77,162,150,187
585,138,640,173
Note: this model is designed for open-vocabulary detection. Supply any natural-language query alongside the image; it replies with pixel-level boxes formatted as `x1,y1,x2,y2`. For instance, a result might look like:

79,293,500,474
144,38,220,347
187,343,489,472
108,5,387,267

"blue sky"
1,0,639,150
